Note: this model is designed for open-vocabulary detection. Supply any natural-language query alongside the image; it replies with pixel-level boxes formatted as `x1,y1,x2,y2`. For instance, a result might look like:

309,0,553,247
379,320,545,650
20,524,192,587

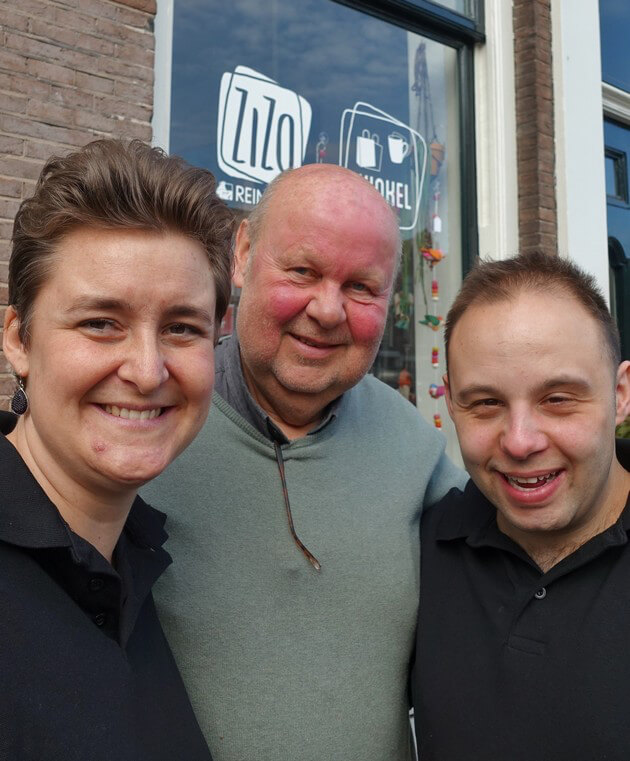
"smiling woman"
0,140,233,760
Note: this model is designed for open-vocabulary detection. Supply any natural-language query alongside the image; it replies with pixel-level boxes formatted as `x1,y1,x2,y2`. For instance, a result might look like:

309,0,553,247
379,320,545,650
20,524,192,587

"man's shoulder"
350,374,427,417
421,480,489,541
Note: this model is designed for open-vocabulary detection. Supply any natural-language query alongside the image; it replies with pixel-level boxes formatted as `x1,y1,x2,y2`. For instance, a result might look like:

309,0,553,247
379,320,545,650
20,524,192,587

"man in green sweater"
142,164,466,761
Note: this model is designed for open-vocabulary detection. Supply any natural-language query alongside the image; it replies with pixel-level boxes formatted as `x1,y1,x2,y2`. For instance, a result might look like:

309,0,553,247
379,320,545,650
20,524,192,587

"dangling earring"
10,377,28,416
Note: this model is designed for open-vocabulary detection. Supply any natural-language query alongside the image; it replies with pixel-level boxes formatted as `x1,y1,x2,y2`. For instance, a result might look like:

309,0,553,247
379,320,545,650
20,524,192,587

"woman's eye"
81,319,114,331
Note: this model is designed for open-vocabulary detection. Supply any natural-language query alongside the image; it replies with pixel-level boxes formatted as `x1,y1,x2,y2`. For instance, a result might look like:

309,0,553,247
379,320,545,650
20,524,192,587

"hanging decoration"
413,41,448,430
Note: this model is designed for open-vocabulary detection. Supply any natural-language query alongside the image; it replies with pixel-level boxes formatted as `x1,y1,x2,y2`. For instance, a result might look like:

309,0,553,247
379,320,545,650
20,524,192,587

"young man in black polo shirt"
413,252,630,761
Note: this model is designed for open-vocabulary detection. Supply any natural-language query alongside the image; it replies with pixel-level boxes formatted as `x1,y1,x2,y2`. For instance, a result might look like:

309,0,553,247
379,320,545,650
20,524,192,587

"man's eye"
167,323,201,336
350,282,368,292
473,398,500,407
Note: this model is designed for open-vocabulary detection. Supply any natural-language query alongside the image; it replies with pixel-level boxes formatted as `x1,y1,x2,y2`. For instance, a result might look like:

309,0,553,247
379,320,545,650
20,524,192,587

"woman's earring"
10,377,28,416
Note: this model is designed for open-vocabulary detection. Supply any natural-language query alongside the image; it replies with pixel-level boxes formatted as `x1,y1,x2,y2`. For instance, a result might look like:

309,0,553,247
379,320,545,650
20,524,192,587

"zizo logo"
217,66,312,185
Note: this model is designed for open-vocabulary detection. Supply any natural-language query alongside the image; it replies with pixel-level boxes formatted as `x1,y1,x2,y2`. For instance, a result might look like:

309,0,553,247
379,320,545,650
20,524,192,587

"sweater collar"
214,331,340,444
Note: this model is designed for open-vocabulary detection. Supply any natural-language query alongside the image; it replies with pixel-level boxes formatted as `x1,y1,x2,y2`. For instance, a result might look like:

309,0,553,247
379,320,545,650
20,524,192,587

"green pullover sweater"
142,375,466,761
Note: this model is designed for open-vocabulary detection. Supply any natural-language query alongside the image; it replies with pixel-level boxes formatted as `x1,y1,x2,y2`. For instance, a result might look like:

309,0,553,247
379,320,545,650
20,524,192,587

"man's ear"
2,305,29,379
443,372,455,419
233,219,252,289
614,360,630,426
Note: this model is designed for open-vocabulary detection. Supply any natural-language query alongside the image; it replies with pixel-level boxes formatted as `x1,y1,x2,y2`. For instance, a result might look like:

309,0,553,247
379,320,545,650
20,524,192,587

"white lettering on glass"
217,66,312,185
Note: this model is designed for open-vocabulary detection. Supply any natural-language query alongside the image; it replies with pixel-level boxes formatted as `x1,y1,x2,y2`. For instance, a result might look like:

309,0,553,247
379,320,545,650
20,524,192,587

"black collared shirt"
413,439,630,761
214,332,339,444
0,411,211,761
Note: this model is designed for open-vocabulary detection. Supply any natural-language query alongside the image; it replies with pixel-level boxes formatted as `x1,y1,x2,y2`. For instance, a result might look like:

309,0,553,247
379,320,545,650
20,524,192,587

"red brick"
74,108,116,132
27,98,75,127
0,177,22,198
29,18,80,48
115,40,153,67
0,6,30,32
76,0,119,22
0,113,87,147
49,84,94,110
0,47,29,74
116,0,156,13
94,94,151,121
116,5,154,28
0,91,28,114
24,139,70,161
0,198,20,220
26,58,75,86
75,70,114,94
53,6,95,32
113,77,149,101
96,54,152,81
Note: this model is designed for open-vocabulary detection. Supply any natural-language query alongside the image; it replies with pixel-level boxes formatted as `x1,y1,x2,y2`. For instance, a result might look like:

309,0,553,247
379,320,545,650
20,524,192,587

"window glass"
429,0,477,19
171,0,463,442
599,0,630,92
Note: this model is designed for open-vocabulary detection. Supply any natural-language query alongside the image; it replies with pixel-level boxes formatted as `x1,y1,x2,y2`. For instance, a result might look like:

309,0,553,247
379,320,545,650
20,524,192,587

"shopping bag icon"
356,130,383,171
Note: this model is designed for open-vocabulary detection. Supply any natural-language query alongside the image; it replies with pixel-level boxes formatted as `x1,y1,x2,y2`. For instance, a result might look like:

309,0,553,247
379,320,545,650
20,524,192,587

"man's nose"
117,333,170,394
304,283,346,329
500,409,548,460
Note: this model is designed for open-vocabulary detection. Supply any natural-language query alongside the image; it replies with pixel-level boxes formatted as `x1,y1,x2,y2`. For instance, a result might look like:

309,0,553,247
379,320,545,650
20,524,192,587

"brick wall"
513,0,558,257
0,0,156,409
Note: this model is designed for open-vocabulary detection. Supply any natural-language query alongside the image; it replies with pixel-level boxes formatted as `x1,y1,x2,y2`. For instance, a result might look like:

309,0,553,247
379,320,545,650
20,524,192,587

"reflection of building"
0,0,628,459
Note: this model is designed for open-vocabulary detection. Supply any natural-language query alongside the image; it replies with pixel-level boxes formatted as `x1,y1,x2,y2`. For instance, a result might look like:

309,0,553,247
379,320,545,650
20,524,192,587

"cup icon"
388,131,410,164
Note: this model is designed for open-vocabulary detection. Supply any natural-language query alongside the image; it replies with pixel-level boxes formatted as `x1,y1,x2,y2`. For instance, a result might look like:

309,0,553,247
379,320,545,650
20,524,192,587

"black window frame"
331,0,483,276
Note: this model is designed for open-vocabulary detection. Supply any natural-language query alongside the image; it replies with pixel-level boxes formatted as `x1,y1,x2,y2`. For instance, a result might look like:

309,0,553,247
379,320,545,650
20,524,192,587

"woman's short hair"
10,139,234,344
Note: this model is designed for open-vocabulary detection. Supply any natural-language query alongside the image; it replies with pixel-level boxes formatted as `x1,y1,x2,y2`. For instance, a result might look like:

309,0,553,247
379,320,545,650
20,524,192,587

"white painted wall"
473,0,519,262
552,0,609,296
152,0,174,152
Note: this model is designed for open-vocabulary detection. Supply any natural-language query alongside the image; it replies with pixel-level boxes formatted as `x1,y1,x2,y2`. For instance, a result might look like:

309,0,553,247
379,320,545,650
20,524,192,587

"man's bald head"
246,165,401,263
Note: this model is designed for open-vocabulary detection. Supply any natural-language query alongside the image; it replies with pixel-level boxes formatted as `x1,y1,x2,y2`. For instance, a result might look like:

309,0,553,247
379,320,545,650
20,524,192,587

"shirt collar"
214,330,340,444
0,411,168,556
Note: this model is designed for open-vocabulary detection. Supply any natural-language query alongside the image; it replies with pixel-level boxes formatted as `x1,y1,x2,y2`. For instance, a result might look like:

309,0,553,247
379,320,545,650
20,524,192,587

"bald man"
142,165,466,761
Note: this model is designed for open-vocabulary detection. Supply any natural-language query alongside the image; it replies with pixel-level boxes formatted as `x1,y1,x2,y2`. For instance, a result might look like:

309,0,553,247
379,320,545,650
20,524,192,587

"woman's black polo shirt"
413,439,630,761
0,411,211,761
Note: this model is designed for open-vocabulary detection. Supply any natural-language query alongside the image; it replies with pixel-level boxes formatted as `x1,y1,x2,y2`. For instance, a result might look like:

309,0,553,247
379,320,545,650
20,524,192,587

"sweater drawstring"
272,440,321,572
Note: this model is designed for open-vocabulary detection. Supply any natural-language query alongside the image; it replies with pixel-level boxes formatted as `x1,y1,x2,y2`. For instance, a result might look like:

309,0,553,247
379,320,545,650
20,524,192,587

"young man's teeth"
507,472,557,488
104,405,161,420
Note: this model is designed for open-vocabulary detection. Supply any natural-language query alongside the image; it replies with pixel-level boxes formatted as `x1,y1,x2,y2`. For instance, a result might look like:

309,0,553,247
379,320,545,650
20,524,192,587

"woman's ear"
3,305,30,379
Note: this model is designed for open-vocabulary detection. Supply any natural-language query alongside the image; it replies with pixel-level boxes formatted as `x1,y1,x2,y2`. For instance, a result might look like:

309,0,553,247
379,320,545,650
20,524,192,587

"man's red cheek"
268,286,310,323
347,306,387,342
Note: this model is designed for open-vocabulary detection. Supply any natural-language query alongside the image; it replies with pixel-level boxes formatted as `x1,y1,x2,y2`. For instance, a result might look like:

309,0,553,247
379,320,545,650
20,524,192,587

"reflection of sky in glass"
606,155,617,197
430,0,474,19
171,0,413,172
599,0,630,92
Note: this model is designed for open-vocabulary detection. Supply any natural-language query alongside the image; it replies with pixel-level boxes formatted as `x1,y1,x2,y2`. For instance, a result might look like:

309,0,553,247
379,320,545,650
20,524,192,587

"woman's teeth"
103,405,162,420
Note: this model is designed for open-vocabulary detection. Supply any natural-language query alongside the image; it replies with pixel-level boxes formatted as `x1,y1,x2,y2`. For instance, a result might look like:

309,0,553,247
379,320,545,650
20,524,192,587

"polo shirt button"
93,612,106,627
89,578,104,592
534,587,547,600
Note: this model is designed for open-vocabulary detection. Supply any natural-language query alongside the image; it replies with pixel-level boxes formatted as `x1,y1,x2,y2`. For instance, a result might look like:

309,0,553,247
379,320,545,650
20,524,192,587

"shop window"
169,0,477,445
